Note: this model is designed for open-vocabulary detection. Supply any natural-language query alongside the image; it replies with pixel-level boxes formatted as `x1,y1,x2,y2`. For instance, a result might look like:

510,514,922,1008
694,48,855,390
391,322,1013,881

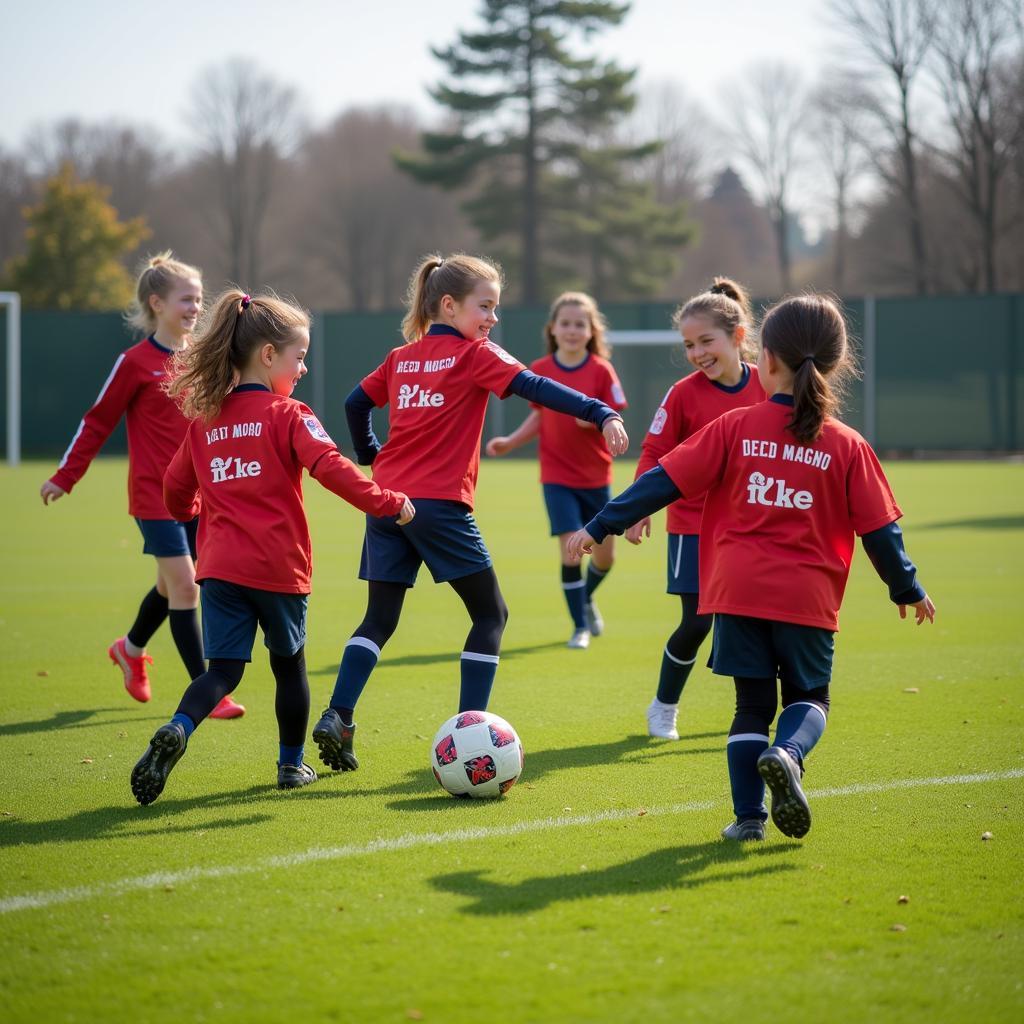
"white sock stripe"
562,580,586,590
461,651,500,665
346,636,381,658
785,701,829,729
588,565,608,576
727,733,770,744
663,647,696,666
3,768,1020,915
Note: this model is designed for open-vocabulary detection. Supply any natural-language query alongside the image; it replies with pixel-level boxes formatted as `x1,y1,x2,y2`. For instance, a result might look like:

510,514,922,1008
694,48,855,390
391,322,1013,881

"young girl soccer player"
40,253,244,719
312,255,628,773
626,279,765,739
567,294,935,841
485,292,627,649
130,290,413,805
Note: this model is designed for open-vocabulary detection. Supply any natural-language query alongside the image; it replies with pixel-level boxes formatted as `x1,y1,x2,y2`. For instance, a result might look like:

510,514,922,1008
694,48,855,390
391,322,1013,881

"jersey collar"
552,352,590,372
426,323,470,340
770,393,795,406
233,383,271,393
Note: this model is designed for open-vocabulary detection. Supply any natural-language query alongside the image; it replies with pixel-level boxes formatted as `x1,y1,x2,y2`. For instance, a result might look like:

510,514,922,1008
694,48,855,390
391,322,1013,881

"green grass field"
1,457,1022,1023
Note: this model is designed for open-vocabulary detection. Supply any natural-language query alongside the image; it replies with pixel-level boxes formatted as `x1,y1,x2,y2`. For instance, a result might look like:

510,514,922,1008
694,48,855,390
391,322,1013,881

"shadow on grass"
431,839,799,915
311,640,568,676
0,781,284,850
918,514,1024,531
383,732,725,810
0,707,164,736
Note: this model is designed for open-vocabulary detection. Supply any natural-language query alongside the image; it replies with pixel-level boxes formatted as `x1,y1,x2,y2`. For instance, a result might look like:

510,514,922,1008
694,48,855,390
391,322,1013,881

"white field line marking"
2,768,1021,916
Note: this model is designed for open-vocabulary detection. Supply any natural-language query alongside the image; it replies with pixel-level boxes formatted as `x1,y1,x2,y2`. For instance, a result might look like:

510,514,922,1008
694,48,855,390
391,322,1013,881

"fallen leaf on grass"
891,923,907,932
903,687,919,694
36,670,49,677
898,895,910,904
981,831,994,841
80,758,93,764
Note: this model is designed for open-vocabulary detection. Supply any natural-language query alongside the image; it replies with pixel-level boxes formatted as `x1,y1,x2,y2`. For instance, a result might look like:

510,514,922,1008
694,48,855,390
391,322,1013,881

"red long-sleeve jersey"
51,337,187,519
164,386,407,593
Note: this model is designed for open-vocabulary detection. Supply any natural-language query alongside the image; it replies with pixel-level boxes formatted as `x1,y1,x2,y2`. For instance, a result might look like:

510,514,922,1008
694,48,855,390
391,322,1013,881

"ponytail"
400,253,503,343
759,294,858,444
167,288,309,421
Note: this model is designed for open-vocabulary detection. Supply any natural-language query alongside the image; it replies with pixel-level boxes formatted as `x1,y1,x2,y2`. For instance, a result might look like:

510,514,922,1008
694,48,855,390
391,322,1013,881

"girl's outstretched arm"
486,409,541,457
861,522,935,624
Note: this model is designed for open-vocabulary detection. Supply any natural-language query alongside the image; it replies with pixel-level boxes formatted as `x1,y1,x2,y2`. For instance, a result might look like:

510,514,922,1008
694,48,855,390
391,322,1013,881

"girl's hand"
602,417,628,456
625,517,651,545
900,595,935,625
485,436,511,457
397,498,416,525
40,481,66,505
565,528,595,561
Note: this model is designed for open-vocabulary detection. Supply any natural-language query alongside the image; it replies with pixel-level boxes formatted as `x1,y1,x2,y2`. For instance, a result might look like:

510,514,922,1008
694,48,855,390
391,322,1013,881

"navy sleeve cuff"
507,370,618,428
344,384,381,465
861,522,926,603
585,466,681,541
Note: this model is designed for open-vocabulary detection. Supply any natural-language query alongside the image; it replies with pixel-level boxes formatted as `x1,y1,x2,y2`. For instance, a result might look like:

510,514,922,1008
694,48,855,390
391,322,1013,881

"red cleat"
109,637,153,703
209,696,246,719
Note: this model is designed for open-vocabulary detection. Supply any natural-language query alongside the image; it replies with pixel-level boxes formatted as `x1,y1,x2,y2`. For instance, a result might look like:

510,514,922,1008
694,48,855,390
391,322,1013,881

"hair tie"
709,283,724,295
802,355,814,366
240,294,252,310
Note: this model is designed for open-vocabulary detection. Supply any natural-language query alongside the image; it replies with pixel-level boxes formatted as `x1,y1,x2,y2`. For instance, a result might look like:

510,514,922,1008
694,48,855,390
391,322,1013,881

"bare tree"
830,0,938,294
727,62,806,293
929,0,1022,292
189,59,306,286
0,147,33,274
808,76,874,293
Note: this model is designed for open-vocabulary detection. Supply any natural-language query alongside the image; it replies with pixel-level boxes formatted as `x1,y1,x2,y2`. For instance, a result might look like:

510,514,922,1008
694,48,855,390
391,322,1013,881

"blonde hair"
400,253,503,343
672,277,756,361
167,288,310,422
544,291,610,359
124,250,202,335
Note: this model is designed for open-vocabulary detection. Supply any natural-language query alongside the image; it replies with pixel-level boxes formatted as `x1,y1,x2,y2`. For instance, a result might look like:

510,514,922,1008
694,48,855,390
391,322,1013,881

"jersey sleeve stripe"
58,353,127,469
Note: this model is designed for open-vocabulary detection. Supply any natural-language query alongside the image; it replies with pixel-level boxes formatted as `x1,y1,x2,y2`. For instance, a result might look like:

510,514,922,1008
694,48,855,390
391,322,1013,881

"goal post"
0,292,20,467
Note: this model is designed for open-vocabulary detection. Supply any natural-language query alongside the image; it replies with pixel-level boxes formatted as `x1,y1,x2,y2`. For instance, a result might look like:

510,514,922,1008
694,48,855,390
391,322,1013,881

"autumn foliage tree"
5,163,148,309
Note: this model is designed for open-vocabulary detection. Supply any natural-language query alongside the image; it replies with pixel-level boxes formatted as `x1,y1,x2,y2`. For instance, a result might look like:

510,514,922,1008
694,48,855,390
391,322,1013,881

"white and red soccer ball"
431,711,523,798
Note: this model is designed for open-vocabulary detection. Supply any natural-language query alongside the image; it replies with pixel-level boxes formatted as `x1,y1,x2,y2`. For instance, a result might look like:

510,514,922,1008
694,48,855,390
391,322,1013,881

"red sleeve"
163,435,200,522
360,357,391,407
290,405,406,517
602,362,628,411
635,384,686,479
847,440,903,535
51,353,138,493
471,340,527,397
658,415,730,499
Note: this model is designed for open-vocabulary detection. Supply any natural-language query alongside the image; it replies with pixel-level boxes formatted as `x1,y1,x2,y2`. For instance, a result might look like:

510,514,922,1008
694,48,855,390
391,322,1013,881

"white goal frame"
0,292,19,466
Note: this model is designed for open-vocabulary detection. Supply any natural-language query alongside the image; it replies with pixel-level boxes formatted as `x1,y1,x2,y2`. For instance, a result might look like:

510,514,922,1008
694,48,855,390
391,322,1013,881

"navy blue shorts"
359,499,492,586
135,517,198,559
667,533,699,594
200,578,308,661
542,483,612,536
709,613,835,689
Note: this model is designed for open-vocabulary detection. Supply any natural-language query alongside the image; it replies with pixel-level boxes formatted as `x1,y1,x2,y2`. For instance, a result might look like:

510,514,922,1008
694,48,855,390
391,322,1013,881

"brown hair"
166,288,310,421
124,250,202,335
672,277,755,360
400,253,503,343
543,291,610,359
759,294,858,443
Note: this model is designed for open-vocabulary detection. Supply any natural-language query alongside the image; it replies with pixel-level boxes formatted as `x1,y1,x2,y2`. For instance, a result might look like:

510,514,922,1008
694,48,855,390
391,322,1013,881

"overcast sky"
2,0,833,150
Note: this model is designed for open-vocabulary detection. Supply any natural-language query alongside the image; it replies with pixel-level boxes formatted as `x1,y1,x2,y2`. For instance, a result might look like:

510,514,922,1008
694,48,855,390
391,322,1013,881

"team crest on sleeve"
649,407,668,435
611,382,626,405
303,416,333,444
483,341,519,365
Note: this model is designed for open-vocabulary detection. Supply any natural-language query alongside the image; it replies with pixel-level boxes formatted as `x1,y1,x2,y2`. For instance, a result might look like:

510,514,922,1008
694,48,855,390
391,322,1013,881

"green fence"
2,294,1021,461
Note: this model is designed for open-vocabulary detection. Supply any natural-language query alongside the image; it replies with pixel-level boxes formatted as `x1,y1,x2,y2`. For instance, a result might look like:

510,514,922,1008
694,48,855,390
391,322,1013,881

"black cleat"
721,818,766,841
277,761,318,789
312,709,359,771
757,746,811,838
131,722,187,806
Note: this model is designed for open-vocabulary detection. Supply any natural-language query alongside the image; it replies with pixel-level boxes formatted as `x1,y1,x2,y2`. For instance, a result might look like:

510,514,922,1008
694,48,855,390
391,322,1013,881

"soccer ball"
430,711,524,798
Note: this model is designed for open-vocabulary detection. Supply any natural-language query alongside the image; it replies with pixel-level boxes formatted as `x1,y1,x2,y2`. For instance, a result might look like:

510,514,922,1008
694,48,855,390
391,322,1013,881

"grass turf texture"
1,458,1021,1023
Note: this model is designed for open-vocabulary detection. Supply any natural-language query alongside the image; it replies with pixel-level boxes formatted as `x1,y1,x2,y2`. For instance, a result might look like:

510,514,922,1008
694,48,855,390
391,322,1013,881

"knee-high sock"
728,677,777,821
585,563,609,600
561,565,586,628
330,637,380,720
168,608,205,680
175,658,245,729
450,568,508,712
459,651,499,712
127,586,168,650
774,693,829,770
656,595,712,704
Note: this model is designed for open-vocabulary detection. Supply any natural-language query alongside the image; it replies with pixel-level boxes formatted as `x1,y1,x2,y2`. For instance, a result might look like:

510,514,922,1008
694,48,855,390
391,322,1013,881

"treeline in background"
2,0,1024,311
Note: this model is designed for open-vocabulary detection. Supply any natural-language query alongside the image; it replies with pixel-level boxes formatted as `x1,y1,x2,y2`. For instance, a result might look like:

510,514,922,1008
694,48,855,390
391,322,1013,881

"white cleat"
567,628,591,649
646,697,680,739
